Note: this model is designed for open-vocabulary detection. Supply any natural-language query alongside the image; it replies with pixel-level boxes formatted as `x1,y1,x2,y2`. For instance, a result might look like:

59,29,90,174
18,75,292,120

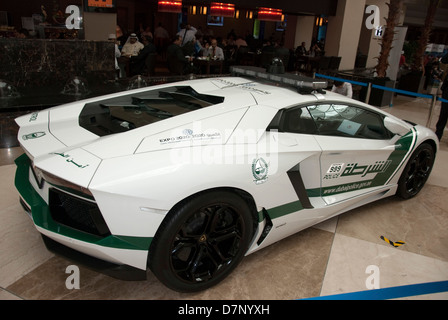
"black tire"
148,190,255,292
396,142,435,199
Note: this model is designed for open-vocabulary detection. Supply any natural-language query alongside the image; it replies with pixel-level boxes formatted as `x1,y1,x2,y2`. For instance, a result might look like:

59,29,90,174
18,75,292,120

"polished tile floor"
0,95,447,300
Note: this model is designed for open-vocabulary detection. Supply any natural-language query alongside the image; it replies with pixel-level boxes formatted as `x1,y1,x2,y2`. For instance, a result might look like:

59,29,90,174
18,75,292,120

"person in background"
332,80,353,99
205,38,224,60
154,22,169,54
399,50,408,68
309,42,322,57
14,28,29,38
177,24,197,47
121,33,144,57
167,35,193,75
129,35,156,76
118,33,144,77
235,36,247,48
435,53,448,141
115,25,125,49
295,42,308,56
194,35,206,57
139,24,153,39
108,34,121,78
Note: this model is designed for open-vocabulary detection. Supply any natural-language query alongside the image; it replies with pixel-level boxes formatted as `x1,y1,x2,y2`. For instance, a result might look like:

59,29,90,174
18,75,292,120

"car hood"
16,99,252,160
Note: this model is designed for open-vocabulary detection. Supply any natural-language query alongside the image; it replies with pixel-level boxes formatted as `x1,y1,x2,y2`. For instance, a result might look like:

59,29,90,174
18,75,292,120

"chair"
355,54,367,68
260,51,275,68
236,46,254,66
167,55,184,75
316,56,331,72
144,53,157,76
329,56,341,71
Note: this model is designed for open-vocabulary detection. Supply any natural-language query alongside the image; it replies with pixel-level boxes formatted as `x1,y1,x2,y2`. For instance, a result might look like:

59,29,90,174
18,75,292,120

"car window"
280,106,317,135
307,104,390,139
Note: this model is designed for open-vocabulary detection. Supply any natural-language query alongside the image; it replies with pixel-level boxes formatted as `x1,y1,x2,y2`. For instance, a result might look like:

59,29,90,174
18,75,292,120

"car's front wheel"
148,190,255,292
396,142,435,199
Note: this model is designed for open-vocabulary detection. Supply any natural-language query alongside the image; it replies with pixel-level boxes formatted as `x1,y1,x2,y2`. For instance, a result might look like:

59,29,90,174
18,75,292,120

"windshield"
79,86,224,136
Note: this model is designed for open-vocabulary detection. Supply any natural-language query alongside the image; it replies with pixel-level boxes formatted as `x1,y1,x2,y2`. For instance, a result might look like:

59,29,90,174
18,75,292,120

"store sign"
374,26,384,39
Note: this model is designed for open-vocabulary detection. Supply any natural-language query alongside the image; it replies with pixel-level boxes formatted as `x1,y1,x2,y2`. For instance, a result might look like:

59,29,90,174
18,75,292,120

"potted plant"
369,0,403,107
398,0,440,93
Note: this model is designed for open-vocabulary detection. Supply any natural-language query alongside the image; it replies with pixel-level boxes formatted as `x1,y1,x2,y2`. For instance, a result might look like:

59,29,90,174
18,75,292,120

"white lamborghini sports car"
15,66,438,292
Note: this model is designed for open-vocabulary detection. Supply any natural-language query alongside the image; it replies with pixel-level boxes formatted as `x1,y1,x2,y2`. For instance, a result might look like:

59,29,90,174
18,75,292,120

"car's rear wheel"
148,190,255,292
396,142,435,199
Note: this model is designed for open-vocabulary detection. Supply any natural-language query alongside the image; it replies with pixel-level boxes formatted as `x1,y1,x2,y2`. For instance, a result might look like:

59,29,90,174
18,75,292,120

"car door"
270,105,322,209
307,102,398,205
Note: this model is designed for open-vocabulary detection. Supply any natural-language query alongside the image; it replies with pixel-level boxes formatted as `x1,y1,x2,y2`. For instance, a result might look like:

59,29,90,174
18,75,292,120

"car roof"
188,76,322,110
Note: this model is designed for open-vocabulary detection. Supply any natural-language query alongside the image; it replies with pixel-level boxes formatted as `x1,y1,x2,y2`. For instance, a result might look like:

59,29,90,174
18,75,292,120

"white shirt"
154,26,169,39
332,82,353,98
177,26,197,46
114,44,121,70
205,46,224,60
121,41,144,57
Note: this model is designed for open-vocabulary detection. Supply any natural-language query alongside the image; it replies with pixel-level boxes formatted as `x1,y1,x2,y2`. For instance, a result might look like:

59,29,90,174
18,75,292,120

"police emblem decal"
252,157,269,184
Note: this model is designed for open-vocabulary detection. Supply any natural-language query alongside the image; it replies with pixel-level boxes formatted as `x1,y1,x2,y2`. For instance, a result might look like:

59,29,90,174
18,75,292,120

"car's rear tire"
396,142,435,199
148,190,255,292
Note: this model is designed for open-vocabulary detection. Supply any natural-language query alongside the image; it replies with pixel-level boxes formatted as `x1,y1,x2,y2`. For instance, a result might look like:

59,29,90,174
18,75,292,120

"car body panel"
14,74,438,276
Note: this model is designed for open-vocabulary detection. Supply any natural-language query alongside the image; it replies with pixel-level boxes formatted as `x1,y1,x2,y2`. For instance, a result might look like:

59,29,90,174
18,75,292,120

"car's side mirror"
384,116,411,136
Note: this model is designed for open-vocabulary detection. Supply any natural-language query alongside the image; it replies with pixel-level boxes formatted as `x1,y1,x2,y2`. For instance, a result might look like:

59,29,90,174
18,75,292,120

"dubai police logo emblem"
252,157,268,184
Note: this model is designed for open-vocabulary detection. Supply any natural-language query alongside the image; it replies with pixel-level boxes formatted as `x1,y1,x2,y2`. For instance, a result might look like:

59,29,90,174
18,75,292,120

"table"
193,58,224,75
296,55,321,72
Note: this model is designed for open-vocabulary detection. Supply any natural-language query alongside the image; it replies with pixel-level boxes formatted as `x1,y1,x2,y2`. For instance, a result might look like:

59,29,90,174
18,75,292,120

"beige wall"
293,16,315,51
325,0,366,70
84,12,117,41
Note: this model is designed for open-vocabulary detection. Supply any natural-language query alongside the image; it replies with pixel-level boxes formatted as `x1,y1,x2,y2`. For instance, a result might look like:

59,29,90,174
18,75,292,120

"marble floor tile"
0,203,54,288
0,164,20,210
0,164,54,288
427,149,448,188
0,147,23,166
313,217,338,233
335,184,448,262
0,288,22,300
6,228,334,300
320,233,448,298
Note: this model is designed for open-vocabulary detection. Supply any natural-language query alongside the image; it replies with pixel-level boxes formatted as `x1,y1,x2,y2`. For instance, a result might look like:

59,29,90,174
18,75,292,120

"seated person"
129,35,156,76
295,42,308,56
121,33,144,57
235,36,248,48
118,33,144,77
332,81,353,99
204,38,224,60
167,35,193,75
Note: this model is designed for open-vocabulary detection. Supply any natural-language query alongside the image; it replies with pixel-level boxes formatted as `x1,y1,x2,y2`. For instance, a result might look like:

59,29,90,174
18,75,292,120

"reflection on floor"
0,95,447,300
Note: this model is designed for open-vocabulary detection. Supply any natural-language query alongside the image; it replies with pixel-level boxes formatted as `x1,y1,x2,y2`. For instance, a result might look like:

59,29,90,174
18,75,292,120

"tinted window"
280,107,317,134
276,104,390,140
307,104,390,139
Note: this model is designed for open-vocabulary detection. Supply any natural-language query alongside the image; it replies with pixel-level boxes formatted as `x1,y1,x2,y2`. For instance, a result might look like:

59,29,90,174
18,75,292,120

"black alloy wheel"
397,143,435,199
149,190,254,292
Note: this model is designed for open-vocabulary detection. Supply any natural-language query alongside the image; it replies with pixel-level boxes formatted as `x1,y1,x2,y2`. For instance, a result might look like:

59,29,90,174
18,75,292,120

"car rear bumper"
15,153,151,278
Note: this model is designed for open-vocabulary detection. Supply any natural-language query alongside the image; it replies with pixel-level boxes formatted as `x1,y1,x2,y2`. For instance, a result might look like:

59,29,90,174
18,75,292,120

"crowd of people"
110,22,448,142
113,22,303,77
